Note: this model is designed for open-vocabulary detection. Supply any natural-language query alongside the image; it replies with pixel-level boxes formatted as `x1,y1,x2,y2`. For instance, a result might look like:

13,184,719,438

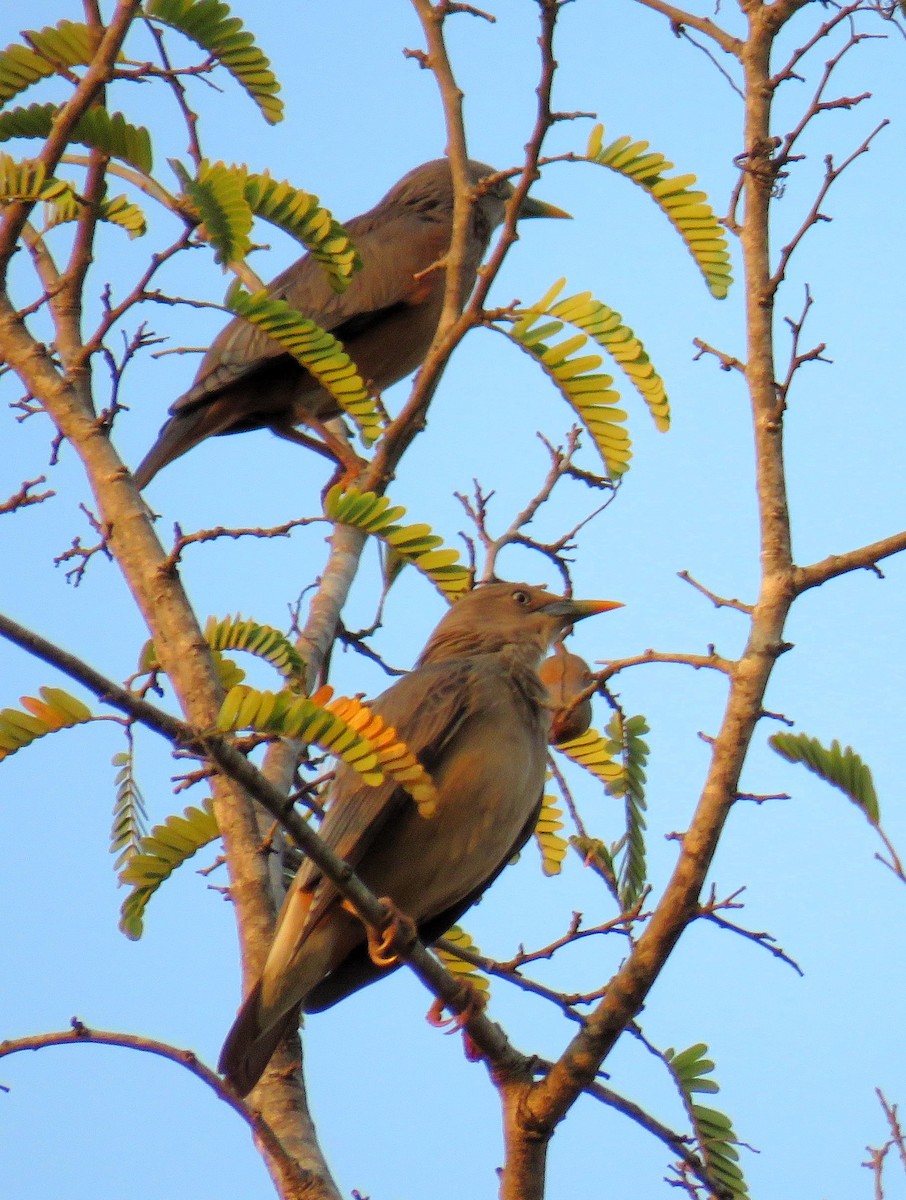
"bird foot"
364,897,418,967
426,979,488,1036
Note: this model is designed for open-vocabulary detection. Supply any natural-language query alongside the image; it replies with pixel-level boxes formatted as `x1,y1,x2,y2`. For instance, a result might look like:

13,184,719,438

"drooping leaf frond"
0,104,153,173
204,614,306,683
118,799,220,939
110,746,148,872
323,485,471,600
534,793,568,876
503,310,630,478
666,1041,750,1198
769,731,880,824
44,190,148,238
0,686,92,761
554,726,622,788
0,152,72,203
228,289,383,445
585,123,732,300
569,834,618,895
243,170,360,292
0,21,102,106
144,0,283,125
505,277,670,458
604,711,649,908
218,683,439,818
435,924,491,998
178,159,253,264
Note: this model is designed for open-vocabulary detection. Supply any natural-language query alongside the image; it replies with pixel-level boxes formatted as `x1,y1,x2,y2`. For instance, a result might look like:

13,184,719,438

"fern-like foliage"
534,793,568,876
204,614,305,684
118,799,220,939
0,103,152,174
501,277,670,477
435,924,491,998
110,746,149,871
228,289,383,445
218,683,439,818
44,190,147,238
243,169,360,292
175,161,360,292
605,711,650,908
769,731,880,824
0,152,71,203
584,123,732,300
0,686,92,761
666,1041,750,1199
0,21,101,106
324,485,471,600
570,834,619,895
144,0,283,125
555,726,622,787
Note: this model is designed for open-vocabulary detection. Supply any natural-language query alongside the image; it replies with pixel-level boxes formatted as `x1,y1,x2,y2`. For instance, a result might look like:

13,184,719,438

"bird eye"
512,589,530,606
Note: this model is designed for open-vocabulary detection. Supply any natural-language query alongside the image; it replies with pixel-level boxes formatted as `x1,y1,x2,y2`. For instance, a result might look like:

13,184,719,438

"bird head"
418,581,621,667
385,159,570,231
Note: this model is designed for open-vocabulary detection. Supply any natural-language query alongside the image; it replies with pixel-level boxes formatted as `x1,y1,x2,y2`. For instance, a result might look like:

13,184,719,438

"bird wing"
169,208,449,416
279,657,475,939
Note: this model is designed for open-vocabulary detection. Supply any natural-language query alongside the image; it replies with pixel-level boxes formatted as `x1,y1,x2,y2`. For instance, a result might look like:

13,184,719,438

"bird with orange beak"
219,581,621,1095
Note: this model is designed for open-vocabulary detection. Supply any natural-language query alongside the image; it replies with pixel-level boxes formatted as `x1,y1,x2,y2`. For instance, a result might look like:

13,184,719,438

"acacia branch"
633,0,742,56
0,1023,312,1198
0,609,531,1080
794,528,906,591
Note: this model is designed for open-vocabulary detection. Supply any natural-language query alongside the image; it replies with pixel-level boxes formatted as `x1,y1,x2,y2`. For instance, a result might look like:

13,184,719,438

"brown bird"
133,160,568,488
219,581,621,1095
539,642,595,745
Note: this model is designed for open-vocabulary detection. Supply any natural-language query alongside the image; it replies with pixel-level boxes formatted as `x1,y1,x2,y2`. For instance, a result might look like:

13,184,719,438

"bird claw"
364,897,418,967
425,979,488,1035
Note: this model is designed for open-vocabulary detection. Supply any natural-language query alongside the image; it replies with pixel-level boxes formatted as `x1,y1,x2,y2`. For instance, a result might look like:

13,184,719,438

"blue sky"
2,2,906,1198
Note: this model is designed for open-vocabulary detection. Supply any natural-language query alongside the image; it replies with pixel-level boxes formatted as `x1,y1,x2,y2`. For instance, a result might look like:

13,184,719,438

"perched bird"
219,581,621,1095
133,160,569,488
539,642,595,745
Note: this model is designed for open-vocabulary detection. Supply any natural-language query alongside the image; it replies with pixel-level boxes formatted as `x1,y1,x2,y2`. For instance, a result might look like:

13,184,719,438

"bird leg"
426,977,488,1034
270,420,368,483
341,896,419,967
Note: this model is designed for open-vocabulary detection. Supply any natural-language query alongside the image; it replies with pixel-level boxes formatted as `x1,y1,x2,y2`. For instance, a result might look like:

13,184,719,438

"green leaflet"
179,159,252,264
503,277,670,479
0,21,101,106
324,485,471,600
0,103,153,174
144,0,283,125
769,731,880,824
534,793,568,876
665,1041,750,1198
205,614,306,684
42,187,148,239
110,747,149,872
218,683,439,817
435,924,491,998
118,799,220,939
555,727,621,787
0,152,72,204
229,289,383,445
243,170,360,293
0,686,92,760
585,123,732,300
605,711,650,908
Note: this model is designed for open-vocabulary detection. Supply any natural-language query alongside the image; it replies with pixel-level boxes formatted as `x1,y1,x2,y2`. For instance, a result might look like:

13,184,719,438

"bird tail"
218,980,302,1097
132,415,197,490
